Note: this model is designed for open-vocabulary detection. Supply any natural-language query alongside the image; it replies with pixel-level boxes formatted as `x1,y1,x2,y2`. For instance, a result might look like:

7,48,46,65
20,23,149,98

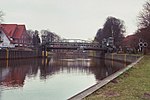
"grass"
83,55,150,100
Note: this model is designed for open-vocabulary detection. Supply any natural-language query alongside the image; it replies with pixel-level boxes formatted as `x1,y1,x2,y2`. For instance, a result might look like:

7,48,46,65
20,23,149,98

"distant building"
0,24,32,48
121,35,139,48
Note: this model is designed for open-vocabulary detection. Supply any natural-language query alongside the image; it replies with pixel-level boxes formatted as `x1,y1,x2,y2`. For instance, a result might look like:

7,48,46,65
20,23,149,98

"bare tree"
138,0,150,28
0,10,4,23
136,0,150,49
33,30,41,47
27,29,34,38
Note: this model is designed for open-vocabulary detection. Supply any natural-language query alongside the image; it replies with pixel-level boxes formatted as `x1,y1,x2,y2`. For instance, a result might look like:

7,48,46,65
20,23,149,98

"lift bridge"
41,39,106,51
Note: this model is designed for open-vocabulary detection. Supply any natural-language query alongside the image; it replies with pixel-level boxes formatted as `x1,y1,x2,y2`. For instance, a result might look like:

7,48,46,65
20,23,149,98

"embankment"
68,53,141,100
104,53,140,63
88,50,140,62
0,49,42,60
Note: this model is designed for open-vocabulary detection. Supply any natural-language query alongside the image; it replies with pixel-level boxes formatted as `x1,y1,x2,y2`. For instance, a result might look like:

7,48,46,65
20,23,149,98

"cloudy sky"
0,0,146,40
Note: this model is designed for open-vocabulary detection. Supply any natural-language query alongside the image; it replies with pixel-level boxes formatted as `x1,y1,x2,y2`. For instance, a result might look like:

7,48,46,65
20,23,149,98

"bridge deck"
42,42,105,51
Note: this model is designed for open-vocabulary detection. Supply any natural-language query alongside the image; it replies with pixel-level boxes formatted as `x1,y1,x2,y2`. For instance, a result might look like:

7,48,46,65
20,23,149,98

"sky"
0,0,146,40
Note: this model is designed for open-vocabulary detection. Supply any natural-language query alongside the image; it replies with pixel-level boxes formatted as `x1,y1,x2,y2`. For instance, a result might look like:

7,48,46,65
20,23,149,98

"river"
0,53,129,100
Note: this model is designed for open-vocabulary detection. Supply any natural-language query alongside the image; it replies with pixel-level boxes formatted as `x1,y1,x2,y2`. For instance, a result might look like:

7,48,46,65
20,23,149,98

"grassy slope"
84,55,150,100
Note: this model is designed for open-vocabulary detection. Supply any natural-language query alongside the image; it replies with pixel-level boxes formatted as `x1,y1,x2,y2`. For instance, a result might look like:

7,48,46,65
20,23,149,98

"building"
120,35,139,53
0,24,32,48
121,35,139,48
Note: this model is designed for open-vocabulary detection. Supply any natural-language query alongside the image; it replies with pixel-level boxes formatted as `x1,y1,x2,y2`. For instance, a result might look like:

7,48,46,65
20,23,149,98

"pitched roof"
123,35,137,42
1,24,17,37
0,24,3,28
122,35,139,47
0,24,26,39
13,25,25,38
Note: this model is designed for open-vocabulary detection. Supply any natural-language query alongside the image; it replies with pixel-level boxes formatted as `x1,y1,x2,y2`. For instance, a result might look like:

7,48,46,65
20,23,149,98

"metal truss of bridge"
42,39,105,51
58,39,92,43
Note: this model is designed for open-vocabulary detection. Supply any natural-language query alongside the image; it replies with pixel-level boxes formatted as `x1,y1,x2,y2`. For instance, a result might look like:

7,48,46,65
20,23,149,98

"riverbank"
84,55,150,100
0,48,42,59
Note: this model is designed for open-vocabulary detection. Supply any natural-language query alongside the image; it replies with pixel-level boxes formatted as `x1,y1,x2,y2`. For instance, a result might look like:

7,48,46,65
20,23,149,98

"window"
0,36,3,43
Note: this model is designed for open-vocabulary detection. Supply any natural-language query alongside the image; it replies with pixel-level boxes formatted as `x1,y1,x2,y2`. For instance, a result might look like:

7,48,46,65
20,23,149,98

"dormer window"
10,37,13,40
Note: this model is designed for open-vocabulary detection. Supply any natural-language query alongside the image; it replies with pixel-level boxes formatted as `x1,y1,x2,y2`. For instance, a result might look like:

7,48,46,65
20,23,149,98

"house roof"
13,25,25,38
1,24,17,37
0,24,26,39
123,35,137,42
0,24,3,28
121,35,139,47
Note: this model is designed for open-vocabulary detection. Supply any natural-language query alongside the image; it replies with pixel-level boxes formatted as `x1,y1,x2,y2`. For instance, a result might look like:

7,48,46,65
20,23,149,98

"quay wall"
104,53,140,63
88,51,140,63
68,52,142,100
0,49,42,60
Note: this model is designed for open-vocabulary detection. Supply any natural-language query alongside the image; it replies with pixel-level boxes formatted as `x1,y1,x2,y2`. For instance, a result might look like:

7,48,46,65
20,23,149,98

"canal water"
0,54,129,100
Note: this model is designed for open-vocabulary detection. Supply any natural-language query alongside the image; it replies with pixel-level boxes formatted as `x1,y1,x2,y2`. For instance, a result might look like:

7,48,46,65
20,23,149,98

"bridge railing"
44,42,102,49
58,39,92,43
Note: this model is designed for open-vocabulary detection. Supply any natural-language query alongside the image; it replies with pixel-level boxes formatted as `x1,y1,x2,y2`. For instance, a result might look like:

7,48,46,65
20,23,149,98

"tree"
41,30,61,43
136,0,150,49
94,28,103,43
135,28,150,49
0,10,4,23
27,29,34,38
94,16,126,47
138,0,150,29
41,30,54,43
103,16,125,47
33,30,41,47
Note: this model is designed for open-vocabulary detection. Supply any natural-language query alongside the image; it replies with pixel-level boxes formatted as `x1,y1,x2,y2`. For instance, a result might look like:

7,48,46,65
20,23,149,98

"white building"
0,24,32,48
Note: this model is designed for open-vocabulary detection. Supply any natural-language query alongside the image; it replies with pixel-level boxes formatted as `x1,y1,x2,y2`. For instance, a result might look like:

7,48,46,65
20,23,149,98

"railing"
45,42,102,49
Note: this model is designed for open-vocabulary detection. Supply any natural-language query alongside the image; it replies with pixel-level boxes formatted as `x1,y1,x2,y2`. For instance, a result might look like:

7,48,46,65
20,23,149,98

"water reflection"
0,54,129,100
0,59,39,87
0,54,128,87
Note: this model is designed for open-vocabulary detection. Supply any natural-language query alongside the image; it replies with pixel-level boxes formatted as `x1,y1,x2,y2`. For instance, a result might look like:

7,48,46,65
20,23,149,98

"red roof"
1,24,17,37
13,25,25,38
0,24,26,39
122,35,139,47
0,24,3,28
122,35,137,42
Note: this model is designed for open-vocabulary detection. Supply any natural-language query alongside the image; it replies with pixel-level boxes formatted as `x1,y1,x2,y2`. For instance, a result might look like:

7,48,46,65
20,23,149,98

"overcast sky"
0,0,146,40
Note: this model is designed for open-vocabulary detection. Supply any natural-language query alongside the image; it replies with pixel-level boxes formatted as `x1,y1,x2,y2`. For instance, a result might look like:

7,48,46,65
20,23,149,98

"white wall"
0,30,15,48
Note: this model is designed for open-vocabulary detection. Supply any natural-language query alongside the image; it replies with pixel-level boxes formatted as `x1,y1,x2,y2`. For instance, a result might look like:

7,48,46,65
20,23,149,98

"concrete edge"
67,56,144,100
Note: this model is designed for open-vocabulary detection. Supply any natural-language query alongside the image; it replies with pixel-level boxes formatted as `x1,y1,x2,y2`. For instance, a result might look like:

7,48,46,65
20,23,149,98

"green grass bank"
84,55,150,100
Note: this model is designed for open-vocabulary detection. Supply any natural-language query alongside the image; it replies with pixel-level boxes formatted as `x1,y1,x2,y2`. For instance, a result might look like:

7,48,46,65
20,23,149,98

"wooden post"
112,53,114,66
6,48,9,59
46,50,48,57
42,45,47,58
36,49,38,57
124,54,127,66
42,51,44,57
